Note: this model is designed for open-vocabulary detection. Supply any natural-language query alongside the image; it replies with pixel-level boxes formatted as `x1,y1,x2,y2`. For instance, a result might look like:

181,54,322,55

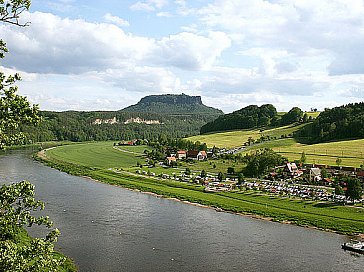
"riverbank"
35,147,364,236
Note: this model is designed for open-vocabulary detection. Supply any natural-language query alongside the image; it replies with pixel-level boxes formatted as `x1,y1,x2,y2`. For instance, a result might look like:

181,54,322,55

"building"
187,150,207,160
166,156,177,166
176,150,187,160
309,168,321,182
284,162,303,178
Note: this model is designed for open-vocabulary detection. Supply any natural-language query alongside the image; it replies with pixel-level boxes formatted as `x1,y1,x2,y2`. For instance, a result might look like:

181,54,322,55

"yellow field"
187,130,261,148
274,139,364,167
187,123,307,148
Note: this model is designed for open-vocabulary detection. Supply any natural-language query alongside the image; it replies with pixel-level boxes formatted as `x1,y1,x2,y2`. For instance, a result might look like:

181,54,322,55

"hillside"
123,93,223,115
296,102,364,142
20,94,223,142
188,122,364,167
200,104,278,134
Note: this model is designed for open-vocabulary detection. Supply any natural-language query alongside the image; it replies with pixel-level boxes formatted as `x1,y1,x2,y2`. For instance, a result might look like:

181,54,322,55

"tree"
1,0,39,149
321,168,328,179
237,172,244,185
345,177,363,202
0,181,65,271
227,167,235,174
281,107,303,125
217,172,225,182
336,157,342,167
300,151,306,164
334,185,344,196
243,149,286,178
0,2,68,270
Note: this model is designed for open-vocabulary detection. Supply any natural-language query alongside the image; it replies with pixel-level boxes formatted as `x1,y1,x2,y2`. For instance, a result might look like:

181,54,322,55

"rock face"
124,117,161,125
123,93,223,115
138,93,202,105
93,117,118,125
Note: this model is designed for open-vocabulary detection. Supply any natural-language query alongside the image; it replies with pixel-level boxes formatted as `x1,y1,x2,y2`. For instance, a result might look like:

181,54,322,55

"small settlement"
128,144,364,204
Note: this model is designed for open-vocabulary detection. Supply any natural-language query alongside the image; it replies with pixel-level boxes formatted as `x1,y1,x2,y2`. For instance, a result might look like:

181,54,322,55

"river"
0,150,363,272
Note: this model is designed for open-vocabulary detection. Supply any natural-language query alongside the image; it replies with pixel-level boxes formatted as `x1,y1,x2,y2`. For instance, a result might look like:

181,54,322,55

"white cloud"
1,12,154,74
197,0,364,77
157,11,172,17
103,13,130,27
150,31,231,70
1,12,231,74
130,0,168,12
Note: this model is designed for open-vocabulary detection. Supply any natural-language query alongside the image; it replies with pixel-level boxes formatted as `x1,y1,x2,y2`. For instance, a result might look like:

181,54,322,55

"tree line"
296,102,364,142
19,110,220,143
200,104,310,134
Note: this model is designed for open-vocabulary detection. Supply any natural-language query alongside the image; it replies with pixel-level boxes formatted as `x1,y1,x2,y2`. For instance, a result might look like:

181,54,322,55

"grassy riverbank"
36,142,364,235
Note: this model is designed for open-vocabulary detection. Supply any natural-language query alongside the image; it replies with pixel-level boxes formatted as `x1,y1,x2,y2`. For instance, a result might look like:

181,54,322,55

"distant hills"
21,93,364,145
124,93,223,116
21,94,223,142
200,104,278,134
200,102,364,144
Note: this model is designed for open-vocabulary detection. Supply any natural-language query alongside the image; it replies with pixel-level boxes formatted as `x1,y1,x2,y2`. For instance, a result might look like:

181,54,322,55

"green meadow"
40,142,364,235
189,122,364,167
45,142,151,169
273,139,364,167
187,123,308,148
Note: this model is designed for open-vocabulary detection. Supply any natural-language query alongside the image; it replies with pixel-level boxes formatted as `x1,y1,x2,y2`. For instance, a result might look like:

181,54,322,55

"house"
176,150,187,160
166,156,177,166
187,150,199,159
309,168,321,182
197,151,207,160
357,171,364,182
187,150,207,160
284,162,303,178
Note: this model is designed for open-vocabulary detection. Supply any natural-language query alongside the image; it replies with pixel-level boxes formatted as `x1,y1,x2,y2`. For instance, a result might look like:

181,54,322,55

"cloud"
1,12,231,74
103,13,130,27
197,0,364,77
130,0,168,12
1,12,154,74
150,31,231,70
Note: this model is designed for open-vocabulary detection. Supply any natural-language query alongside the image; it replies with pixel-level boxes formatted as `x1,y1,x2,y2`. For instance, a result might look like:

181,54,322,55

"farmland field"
273,139,364,167
187,123,307,148
45,142,150,169
189,123,364,167
187,129,260,148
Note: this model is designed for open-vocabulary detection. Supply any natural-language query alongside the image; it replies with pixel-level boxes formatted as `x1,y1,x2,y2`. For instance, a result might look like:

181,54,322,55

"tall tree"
0,0,39,149
0,1,69,270
345,177,363,203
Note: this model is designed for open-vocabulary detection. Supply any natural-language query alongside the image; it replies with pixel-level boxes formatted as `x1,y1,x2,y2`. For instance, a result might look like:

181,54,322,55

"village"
123,143,364,204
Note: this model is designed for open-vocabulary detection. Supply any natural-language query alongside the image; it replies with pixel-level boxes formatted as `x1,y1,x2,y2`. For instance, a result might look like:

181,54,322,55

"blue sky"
1,0,364,112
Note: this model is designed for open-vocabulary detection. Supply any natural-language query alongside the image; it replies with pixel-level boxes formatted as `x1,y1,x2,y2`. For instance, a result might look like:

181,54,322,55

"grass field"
187,129,261,148
187,123,309,148
188,122,363,167
40,142,364,235
273,139,364,167
45,142,151,169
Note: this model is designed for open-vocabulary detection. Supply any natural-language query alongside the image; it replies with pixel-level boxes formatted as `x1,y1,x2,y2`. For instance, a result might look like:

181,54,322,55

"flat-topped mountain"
21,94,223,142
123,94,223,115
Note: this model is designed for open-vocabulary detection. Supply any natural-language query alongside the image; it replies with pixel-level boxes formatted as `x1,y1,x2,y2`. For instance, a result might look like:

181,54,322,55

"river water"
0,150,363,272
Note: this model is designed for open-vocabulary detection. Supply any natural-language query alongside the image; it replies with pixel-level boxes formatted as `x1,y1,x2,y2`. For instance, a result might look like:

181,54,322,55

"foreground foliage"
0,1,75,270
0,181,75,271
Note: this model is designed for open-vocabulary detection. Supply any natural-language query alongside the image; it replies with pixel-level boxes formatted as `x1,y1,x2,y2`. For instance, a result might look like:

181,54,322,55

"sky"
1,0,364,113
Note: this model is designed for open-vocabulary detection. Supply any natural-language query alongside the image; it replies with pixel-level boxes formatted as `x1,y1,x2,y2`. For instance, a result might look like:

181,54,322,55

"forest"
20,94,223,142
295,102,364,142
